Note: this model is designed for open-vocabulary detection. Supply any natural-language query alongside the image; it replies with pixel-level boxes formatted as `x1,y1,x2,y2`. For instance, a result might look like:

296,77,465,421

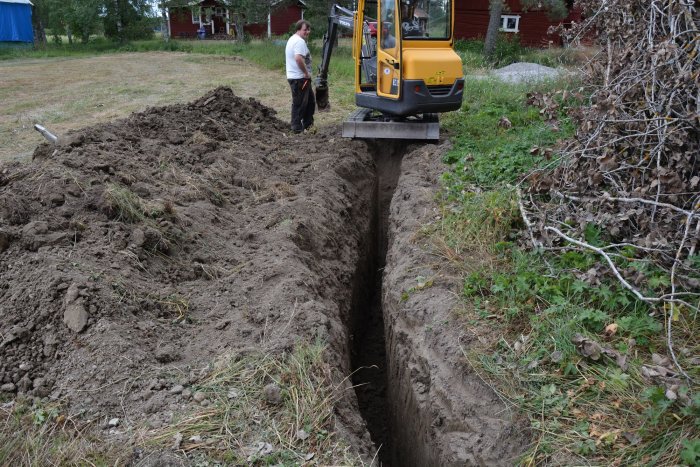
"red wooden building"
167,0,305,40
455,1,582,47
246,0,306,38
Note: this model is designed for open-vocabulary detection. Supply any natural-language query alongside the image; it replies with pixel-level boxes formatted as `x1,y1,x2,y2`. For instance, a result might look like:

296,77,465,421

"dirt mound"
0,87,375,458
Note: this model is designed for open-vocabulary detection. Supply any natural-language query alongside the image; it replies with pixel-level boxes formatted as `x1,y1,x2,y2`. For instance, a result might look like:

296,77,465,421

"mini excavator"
314,0,464,140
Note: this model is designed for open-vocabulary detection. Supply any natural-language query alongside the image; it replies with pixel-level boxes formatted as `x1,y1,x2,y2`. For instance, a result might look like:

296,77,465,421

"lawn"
0,43,355,162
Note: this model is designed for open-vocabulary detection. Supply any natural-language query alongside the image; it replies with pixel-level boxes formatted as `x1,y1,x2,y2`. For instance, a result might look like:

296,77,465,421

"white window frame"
191,7,201,24
500,15,520,33
215,7,223,16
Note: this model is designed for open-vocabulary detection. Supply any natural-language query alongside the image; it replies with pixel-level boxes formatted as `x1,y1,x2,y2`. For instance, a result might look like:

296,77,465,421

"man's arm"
295,54,310,79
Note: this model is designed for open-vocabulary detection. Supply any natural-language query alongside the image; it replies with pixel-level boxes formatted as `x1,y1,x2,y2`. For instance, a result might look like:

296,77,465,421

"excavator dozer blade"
342,108,439,140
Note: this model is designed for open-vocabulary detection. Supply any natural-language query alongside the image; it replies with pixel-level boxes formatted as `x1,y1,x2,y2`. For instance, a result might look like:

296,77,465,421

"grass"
0,39,356,162
437,66,700,465
455,35,594,69
0,397,127,465
441,77,579,192
103,183,182,253
142,342,360,465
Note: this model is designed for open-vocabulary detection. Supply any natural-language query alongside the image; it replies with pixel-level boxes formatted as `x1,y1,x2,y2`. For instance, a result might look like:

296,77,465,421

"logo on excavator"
426,71,446,85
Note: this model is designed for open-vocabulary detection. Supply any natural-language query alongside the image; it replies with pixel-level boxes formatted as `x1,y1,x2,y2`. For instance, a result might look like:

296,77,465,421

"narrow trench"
350,142,407,466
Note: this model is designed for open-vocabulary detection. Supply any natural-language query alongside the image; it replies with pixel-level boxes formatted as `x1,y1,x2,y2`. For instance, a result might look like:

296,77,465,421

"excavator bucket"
315,80,330,110
342,108,439,140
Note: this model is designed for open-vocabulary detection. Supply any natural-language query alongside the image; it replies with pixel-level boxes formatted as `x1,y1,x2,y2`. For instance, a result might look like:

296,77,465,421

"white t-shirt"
285,33,311,79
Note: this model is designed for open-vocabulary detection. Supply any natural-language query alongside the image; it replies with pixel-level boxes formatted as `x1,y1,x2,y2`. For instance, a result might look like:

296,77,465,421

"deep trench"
349,141,407,465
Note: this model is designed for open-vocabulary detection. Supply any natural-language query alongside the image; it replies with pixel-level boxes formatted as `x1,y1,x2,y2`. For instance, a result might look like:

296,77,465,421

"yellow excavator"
314,0,464,140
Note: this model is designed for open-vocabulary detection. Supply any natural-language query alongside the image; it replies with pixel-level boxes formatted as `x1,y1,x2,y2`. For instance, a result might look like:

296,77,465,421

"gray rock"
0,230,11,253
193,391,206,403
492,62,562,84
17,375,32,392
170,384,184,394
130,228,146,247
22,221,48,236
1,326,28,347
64,302,89,333
264,383,282,405
155,345,181,363
64,284,80,305
1,383,16,392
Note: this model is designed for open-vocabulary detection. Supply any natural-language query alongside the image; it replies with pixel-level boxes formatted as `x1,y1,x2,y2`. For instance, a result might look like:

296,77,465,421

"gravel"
492,62,562,83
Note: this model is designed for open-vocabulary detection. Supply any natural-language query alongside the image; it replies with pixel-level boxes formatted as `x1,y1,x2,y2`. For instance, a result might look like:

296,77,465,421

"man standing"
285,20,315,134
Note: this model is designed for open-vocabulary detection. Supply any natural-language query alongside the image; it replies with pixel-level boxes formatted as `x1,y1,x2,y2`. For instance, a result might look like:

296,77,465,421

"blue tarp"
0,2,34,43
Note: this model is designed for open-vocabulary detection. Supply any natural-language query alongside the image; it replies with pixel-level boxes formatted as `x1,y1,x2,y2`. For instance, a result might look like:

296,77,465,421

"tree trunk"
161,6,170,42
484,0,503,59
66,25,73,44
32,5,47,46
114,0,124,43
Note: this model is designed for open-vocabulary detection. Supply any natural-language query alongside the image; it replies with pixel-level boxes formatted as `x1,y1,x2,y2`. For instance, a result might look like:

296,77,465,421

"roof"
0,0,33,4
272,0,306,6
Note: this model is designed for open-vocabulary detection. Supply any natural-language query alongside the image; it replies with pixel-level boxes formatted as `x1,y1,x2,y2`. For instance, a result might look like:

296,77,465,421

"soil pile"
0,88,375,457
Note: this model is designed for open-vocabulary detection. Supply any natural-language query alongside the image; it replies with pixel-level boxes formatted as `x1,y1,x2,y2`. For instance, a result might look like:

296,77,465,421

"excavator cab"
315,0,464,139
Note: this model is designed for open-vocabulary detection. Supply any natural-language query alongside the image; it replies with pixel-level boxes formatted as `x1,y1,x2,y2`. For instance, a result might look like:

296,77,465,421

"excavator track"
342,108,439,140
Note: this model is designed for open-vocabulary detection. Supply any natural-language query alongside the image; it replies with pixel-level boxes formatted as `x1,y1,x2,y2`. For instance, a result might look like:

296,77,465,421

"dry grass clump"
142,343,360,465
0,398,127,465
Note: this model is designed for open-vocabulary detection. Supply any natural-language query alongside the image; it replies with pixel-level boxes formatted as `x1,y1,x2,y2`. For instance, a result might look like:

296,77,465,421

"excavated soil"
0,87,528,464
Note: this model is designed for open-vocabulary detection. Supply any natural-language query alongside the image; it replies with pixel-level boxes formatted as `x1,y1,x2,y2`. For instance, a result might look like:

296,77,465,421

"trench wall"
381,143,531,465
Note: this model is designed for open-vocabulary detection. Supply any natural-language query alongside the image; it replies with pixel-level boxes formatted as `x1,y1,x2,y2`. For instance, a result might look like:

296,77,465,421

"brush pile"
525,0,699,312
522,0,699,376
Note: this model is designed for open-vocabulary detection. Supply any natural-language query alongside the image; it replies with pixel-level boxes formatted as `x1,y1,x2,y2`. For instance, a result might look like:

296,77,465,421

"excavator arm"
314,4,355,110
315,4,379,110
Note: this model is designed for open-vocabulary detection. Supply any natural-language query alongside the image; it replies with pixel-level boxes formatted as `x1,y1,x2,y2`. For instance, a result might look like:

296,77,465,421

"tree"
103,0,154,42
41,0,103,44
484,0,569,59
31,0,48,45
67,0,104,44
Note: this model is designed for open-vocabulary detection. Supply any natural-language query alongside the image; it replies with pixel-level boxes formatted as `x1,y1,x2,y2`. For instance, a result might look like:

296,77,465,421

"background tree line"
31,0,155,44
31,0,570,58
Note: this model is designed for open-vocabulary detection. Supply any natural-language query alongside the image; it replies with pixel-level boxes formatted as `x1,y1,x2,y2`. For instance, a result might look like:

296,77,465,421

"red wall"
169,0,227,38
455,2,582,47
246,5,303,37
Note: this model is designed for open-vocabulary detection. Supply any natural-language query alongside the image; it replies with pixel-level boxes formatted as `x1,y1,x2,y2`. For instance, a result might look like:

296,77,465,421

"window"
500,15,520,33
215,7,223,17
400,0,452,40
191,7,201,24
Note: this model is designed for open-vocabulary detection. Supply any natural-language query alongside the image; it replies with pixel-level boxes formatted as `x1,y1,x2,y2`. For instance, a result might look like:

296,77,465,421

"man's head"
295,20,311,39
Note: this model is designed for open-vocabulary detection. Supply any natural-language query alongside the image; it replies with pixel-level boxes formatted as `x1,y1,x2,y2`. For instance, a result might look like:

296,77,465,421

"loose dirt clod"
0,87,376,461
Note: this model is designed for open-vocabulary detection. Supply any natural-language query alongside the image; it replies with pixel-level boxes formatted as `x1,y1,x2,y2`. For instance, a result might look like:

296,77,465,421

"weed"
402,275,435,301
437,188,520,255
103,184,147,223
441,78,577,193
